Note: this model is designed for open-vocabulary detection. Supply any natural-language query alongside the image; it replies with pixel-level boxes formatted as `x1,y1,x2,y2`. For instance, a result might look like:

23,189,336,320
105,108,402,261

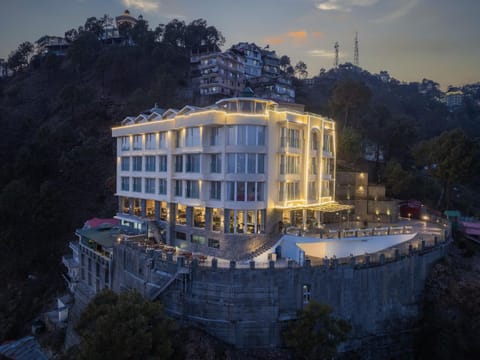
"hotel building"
112,97,340,259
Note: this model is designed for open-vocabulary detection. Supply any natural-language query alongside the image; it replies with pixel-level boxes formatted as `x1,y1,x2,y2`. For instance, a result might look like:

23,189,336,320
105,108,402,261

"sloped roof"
0,336,48,360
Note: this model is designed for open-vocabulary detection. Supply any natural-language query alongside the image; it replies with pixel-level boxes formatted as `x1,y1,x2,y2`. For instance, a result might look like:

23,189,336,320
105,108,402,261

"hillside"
0,14,479,351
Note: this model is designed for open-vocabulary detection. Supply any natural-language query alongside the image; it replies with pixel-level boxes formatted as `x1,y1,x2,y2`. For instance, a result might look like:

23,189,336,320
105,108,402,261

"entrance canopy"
275,202,354,213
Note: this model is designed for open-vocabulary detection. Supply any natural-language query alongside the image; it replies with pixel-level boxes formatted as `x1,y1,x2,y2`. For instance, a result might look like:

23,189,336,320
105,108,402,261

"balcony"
62,254,79,273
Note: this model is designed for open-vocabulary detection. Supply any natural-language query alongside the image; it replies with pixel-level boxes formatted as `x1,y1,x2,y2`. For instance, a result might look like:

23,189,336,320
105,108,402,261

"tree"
295,60,308,79
284,300,351,360
413,128,479,209
330,79,371,129
280,55,291,73
75,289,176,360
65,28,79,43
7,41,33,73
162,19,186,47
131,18,155,51
337,127,362,163
83,17,104,38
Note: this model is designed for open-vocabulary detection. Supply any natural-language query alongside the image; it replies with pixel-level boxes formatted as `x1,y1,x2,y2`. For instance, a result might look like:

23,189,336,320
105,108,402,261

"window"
210,181,221,200
237,125,246,145
133,135,142,150
121,157,130,171
158,155,167,172
175,155,183,172
208,238,220,248
175,131,181,148
210,127,221,146
257,154,265,173
186,180,199,198
281,128,300,148
257,126,265,146
175,231,187,241
121,136,130,151
287,182,300,200
210,154,221,173
247,154,256,174
191,234,206,245
145,178,155,194
158,179,167,195
226,126,235,145
121,177,129,191
247,182,255,201
159,132,166,148
185,154,200,172
310,157,317,175
145,133,156,150
236,153,245,173
133,177,142,192
145,156,156,172
302,284,311,305
308,181,317,200
311,133,319,150
226,182,234,201
257,182,264,201
323,134,332,152
132,156,142,171
185,127,201,147
226,154,235,173
280,155,299,175
176,204,186,224
174,180,183,197
279,182,285,201
236,181,245,201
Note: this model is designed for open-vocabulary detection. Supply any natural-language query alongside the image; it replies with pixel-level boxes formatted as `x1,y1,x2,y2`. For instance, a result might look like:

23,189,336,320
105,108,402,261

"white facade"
112,97,336,258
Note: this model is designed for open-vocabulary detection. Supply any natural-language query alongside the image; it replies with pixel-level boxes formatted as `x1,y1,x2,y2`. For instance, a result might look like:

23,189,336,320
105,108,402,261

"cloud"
308,49,335,57
315,0,378,12
122,0,160,12
375,0,419,23
287,31,308,43
263,30,322,46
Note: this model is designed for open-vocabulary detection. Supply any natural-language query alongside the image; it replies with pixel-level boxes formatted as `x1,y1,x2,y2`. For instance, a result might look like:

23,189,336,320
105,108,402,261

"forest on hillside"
0,13,479,354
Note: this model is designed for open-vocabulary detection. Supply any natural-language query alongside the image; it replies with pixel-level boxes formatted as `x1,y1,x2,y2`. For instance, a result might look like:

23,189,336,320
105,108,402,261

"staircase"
238,233,284,261
149,270,183,300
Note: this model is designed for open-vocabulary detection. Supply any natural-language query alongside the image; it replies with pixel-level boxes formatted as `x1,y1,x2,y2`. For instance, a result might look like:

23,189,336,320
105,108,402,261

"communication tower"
354,32,359,66
334,42,339,68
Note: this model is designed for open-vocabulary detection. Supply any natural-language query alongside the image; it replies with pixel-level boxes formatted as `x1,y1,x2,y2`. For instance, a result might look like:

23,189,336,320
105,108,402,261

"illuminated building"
112,96,339,259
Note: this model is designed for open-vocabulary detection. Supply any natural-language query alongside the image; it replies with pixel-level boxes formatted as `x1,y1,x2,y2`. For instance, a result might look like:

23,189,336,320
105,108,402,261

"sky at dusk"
1,0,479,89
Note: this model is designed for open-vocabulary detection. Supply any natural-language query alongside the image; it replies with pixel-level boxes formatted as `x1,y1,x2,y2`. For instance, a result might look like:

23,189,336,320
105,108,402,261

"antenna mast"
334,42,339,68
354,32,359,66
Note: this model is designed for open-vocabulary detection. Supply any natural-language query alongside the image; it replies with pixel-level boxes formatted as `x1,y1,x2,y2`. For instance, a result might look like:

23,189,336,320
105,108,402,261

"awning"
275,202,354,213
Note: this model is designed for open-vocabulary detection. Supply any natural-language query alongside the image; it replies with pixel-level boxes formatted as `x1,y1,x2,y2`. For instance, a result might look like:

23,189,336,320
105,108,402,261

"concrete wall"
110,237,449,352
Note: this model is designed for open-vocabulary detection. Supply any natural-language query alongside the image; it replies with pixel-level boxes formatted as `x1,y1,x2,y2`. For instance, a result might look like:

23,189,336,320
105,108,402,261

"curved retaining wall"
112,236,449,351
